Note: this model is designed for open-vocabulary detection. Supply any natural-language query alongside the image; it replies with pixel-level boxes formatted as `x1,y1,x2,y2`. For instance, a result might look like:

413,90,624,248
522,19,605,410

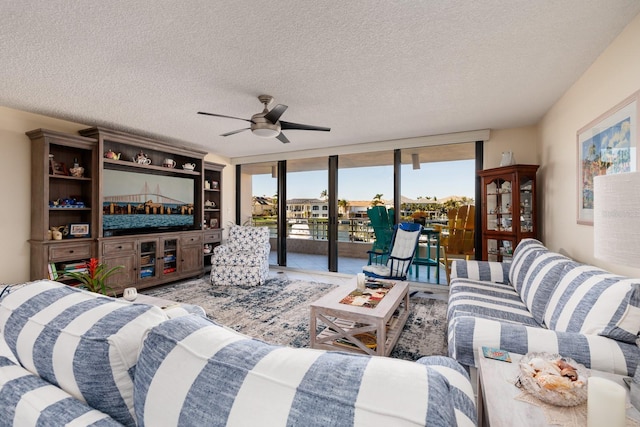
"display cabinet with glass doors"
478,164,539,262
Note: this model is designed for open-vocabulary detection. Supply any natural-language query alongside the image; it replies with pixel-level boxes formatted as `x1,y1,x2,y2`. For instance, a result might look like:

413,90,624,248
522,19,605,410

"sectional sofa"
448,238,640,376
0,280,476,426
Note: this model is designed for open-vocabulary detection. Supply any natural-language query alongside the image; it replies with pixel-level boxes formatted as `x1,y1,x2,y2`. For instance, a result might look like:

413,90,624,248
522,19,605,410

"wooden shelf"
103,158,201,176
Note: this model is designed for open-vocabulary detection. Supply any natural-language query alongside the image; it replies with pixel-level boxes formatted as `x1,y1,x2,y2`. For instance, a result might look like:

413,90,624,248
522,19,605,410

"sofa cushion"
0,280,169,426
508,238,548,291
516,252,573,325
0,356,122,426
451,260,510,283
448,278,541,327
543,264,640,344
135,315,461,427
447,315,639,375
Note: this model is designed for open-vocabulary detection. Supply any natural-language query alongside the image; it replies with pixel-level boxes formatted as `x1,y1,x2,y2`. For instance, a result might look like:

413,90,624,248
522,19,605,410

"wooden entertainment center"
27,127,224,295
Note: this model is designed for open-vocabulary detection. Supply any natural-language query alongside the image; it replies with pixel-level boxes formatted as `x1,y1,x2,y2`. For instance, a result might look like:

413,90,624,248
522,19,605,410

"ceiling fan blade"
264,104,288,123
198,111,254,123
276,132,291,144
280,121,330,132
221,128,250,137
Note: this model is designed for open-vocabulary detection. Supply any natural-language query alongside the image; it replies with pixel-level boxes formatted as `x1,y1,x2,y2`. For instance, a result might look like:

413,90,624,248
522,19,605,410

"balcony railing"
251,217,447,242
251,217,374,242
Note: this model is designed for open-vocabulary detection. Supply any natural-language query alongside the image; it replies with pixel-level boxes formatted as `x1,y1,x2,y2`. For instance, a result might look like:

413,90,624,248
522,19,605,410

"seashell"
520,363,536,376
537,374,573,391
556,359,576,371
528,357,549,371
561,368,578,381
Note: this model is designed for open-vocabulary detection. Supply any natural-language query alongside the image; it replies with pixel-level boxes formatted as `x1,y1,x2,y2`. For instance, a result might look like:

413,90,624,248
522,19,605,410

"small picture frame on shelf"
67,223,90,238
210,218,219,229
50,159,68,175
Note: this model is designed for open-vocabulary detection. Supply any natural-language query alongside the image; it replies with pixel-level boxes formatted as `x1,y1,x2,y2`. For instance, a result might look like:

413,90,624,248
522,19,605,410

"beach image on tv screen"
103,169,195,231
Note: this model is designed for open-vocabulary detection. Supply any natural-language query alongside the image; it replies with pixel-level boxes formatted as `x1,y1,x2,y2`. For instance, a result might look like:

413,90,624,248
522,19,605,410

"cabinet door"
180,245,203,274
486,238,515,263
103,254,136,296
161,238,179,278
519,176,535,233
138,239,159,282
485,177,513,232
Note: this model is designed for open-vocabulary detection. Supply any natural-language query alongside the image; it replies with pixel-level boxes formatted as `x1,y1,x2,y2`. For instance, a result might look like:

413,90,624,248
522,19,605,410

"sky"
252,159,475,202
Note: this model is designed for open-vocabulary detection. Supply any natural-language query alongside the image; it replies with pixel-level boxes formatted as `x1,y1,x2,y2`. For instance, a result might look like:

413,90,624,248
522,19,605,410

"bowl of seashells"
517,352,589,406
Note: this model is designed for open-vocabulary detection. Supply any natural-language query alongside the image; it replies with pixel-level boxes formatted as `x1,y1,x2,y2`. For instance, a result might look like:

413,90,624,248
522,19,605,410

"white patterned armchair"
210,225,271,286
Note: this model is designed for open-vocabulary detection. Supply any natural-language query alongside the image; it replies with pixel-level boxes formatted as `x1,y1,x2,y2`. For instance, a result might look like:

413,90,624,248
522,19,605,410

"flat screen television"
103,169,196,236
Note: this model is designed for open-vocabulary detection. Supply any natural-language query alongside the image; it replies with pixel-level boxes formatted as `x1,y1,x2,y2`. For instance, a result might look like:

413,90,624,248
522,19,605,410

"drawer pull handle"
117,246,122,249
69,250,74,254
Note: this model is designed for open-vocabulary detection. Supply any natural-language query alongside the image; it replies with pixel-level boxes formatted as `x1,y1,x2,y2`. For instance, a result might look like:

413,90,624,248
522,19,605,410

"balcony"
254,217,448,284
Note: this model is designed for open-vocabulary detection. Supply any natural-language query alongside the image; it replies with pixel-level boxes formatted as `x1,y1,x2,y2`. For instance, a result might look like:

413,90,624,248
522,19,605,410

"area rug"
142,275,448,361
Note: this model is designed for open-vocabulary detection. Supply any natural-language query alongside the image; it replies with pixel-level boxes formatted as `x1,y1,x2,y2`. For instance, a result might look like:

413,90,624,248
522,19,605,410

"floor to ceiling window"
337,151,395,274
239,141,478,280
400,143,476,222
243,160,278,238
284,157,329,271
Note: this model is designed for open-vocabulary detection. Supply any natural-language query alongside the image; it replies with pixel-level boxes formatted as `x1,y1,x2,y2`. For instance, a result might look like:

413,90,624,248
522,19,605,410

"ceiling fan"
198,95,330,144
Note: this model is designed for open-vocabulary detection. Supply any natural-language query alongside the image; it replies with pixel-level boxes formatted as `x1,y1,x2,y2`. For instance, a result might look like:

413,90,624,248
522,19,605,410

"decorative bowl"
518,352,589,407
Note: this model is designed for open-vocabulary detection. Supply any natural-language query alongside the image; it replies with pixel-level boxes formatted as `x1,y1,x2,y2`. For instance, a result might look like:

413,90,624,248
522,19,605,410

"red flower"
87,258,100,279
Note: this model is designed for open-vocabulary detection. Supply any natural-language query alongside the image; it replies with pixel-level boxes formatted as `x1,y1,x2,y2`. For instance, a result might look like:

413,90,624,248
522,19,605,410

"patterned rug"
142,275,448,361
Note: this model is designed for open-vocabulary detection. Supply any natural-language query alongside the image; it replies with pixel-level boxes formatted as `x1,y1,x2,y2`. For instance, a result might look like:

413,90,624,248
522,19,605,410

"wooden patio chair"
441,205,475,281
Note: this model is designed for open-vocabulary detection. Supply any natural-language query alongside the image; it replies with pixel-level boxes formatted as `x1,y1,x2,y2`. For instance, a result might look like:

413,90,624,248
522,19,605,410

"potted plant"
66,258,124,296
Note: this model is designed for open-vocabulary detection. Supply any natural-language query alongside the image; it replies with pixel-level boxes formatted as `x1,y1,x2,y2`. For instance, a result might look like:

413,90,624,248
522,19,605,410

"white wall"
484,126,539,169
539,13,640,277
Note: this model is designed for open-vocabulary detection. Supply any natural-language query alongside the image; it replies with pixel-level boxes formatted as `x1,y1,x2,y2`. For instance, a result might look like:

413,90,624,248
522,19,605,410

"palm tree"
371,193,384,206
320,189,328,200
338,199,349,217
271,194,278,217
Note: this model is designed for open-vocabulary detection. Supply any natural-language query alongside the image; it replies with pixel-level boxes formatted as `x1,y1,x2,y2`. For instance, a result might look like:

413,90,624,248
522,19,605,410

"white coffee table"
309,280,409,356
477,348,640,426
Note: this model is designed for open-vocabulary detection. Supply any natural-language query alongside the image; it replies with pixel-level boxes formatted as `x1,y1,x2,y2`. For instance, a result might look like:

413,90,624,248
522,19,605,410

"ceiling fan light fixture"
252,127,281,138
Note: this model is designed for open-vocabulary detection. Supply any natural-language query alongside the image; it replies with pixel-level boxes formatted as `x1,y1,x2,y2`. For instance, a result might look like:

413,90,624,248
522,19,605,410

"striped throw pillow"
508,238,547,292
544,264,640,344
0,356,121,426
135,315,458,427
515,251,572,325
0,280,169,426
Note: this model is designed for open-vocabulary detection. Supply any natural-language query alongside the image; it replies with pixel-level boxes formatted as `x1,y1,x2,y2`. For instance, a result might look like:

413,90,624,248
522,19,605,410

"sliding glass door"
336,151,395,275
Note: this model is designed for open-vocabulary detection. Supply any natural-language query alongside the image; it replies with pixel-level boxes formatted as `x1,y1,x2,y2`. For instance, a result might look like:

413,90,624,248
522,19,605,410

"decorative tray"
517,352,589,407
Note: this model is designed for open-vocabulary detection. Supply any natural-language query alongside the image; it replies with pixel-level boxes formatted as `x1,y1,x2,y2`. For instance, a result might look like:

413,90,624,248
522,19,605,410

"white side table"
477,348,640,426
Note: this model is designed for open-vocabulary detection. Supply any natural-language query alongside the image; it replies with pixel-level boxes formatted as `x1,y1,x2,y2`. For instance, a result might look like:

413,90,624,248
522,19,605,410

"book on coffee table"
334,332,377,350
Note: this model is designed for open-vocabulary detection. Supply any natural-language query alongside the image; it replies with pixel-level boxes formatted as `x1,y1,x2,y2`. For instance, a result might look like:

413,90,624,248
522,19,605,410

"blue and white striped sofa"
0,280,476,426
448,238,640,376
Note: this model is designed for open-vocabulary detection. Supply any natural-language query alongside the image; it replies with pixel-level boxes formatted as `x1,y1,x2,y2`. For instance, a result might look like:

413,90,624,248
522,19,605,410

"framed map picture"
577,91,639,225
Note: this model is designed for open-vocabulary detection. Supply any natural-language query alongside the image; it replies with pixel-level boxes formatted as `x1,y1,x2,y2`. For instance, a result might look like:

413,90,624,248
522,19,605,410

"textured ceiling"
1,1,639,160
